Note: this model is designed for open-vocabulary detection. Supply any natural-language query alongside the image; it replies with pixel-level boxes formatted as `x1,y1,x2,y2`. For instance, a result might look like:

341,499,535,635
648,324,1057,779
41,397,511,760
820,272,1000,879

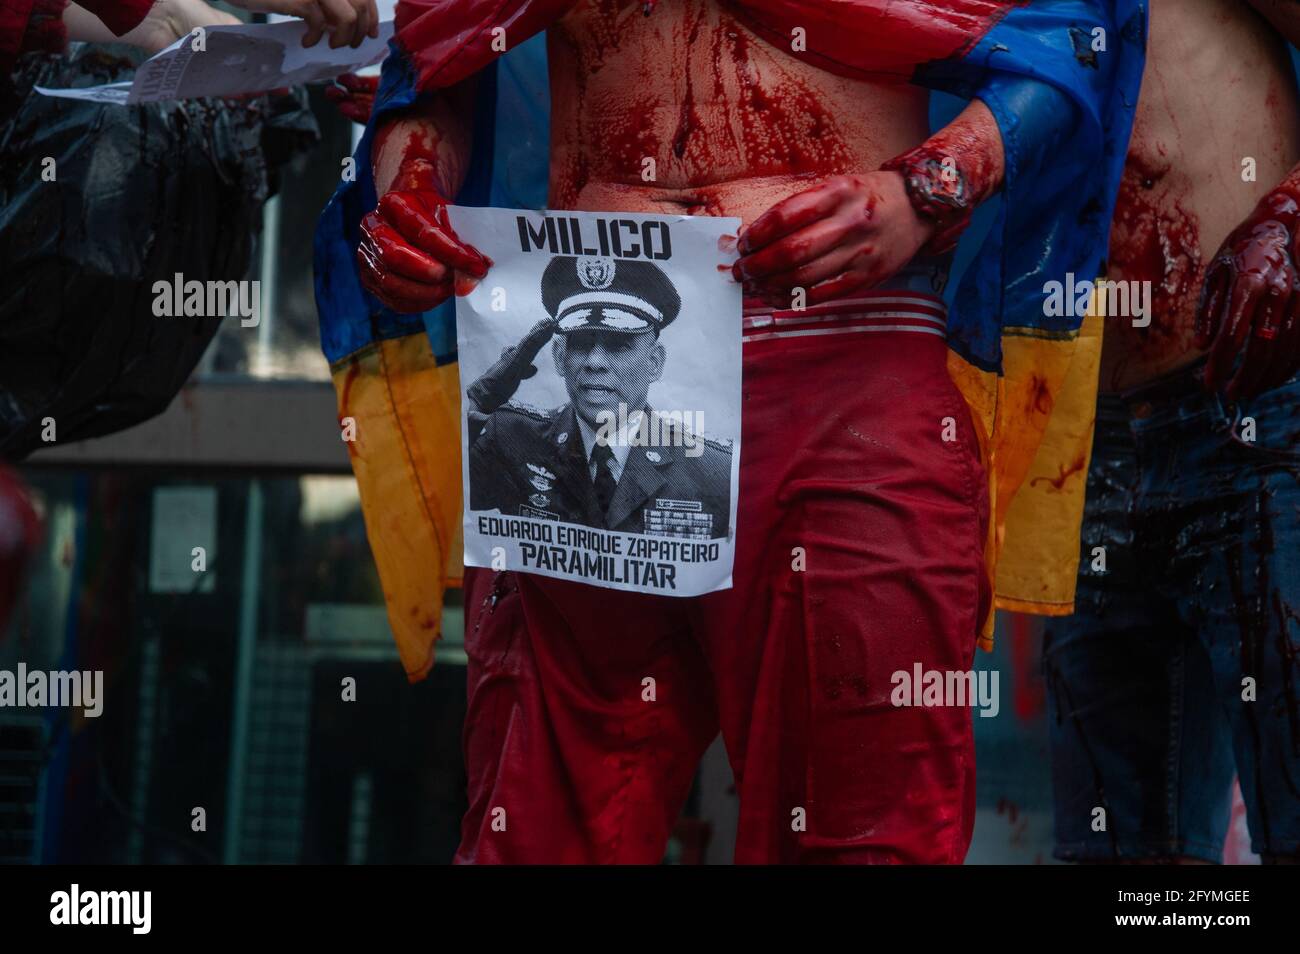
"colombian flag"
315,0,1147,677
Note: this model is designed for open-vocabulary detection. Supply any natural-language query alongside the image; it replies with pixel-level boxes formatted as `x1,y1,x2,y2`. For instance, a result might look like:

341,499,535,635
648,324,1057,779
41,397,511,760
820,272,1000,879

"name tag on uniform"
521,505,559,520
644,500,713,539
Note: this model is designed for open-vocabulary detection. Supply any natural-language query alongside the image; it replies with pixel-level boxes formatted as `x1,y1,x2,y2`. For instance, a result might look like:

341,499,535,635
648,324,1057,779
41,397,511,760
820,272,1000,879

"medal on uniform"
526,462,556,493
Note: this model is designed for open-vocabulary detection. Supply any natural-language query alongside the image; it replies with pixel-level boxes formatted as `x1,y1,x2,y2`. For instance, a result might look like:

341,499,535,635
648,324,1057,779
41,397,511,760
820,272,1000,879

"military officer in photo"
467,255,731,540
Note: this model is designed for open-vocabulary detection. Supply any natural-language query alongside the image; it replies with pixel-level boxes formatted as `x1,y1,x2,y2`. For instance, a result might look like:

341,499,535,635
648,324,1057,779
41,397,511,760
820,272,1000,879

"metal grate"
236,644,313,864
0,718,46,864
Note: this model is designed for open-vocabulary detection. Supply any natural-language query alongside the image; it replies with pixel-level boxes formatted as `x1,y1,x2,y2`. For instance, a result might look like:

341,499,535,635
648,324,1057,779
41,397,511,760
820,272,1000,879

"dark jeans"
1044,361,1300,861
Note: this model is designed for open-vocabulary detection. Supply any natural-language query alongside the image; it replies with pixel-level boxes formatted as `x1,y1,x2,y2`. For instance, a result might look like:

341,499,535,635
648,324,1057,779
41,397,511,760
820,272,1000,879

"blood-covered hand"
1196,191,1300,398
356,158,491,314
732,172,935,308
325,73,378,125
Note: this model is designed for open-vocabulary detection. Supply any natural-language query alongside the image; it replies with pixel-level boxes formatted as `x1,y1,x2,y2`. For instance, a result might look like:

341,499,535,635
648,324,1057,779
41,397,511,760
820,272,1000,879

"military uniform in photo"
467,255,732,540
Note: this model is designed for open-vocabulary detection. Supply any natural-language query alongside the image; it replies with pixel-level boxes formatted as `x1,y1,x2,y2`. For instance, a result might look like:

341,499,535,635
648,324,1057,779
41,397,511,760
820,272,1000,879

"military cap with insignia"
541,256,682,335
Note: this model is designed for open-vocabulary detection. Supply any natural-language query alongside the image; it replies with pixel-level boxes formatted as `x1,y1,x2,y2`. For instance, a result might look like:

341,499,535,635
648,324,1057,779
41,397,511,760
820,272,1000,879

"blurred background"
0,0,1259,867
14,455,1237,863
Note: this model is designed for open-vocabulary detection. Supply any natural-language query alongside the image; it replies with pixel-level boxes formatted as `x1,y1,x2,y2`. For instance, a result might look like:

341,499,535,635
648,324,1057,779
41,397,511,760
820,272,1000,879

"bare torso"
546,0,930,225
1101,0,1300,392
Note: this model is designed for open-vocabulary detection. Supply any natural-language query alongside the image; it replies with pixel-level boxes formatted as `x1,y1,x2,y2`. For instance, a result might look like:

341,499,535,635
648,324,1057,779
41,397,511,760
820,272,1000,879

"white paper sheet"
37,19,392,105
453,206,744,597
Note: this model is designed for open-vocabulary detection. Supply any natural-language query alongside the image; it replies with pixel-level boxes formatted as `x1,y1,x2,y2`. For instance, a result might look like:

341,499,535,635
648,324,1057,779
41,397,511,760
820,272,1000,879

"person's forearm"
63,3,120,43
1248,0,1300,48
358,77,489,316
66,0,239,52
917,98,1006,206
882,98,1005,254
64,2,161,46
371,82,476,197
73,0,152,35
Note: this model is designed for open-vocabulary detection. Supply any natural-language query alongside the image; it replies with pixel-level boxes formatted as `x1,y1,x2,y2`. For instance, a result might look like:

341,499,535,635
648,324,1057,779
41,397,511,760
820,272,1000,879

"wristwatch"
881,145,975,256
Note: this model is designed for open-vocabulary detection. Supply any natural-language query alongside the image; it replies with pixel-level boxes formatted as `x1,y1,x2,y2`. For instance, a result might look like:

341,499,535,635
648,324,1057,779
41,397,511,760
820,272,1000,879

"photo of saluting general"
466,253,733,541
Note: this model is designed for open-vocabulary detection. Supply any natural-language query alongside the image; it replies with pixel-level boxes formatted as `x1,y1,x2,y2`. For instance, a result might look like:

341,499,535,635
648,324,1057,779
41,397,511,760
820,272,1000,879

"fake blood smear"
1103,152,1202,388
920,120,1002,207
1029,455,1087,493
547,0,868,205
373,124,444,193
717,28,853,179
1110,156,1201,309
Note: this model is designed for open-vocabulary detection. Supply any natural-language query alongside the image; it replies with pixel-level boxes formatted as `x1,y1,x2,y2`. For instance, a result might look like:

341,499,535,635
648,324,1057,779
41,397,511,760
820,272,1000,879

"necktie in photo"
591,443,617,523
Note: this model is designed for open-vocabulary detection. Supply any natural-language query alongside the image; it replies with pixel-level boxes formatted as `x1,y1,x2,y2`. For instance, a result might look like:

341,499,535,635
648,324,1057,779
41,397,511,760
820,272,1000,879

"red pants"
456,292,991,863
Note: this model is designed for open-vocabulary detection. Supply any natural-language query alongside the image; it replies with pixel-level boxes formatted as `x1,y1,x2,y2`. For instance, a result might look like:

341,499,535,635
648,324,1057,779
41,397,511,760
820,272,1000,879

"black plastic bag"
0,43,320,460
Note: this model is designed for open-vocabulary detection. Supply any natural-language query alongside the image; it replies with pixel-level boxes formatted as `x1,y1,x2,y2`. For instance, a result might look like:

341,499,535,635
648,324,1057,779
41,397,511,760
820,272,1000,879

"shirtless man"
352,0,1063,864
1044,0,1300,863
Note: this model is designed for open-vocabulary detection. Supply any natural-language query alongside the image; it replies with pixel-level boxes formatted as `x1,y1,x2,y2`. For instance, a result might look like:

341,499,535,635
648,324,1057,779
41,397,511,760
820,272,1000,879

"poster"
37,19,391,105
452,206,742,596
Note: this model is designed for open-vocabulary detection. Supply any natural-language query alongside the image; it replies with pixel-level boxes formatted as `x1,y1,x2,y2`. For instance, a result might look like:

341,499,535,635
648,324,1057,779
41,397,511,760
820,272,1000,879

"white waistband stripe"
741,294,948,343
743,310,947,330
743,323,948,343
